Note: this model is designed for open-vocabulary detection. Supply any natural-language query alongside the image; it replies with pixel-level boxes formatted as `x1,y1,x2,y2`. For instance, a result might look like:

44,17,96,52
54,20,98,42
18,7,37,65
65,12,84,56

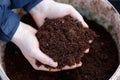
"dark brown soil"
36,15,96,68
4,14,119,80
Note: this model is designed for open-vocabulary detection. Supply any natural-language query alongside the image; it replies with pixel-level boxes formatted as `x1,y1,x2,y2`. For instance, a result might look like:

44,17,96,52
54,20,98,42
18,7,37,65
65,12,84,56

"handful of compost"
35,15,96,71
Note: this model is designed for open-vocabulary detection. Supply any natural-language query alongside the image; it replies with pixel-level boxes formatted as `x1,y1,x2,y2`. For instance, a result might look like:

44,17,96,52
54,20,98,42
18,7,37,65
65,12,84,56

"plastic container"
0,0,120,80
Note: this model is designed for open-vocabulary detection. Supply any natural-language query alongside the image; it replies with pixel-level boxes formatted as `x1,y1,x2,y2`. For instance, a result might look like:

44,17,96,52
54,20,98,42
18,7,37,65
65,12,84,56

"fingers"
31,13,46,27
61,64,77,70
26,54,52,71
36,65,49,71
23,54,40,70
89,40,93,44
76,62,83,67
25,55,49,71
38,61,82,72
33,49,58,67
24,53,56,71
25,52,82,72
27,48,84,72
69,6,89,28
25,49,83,72
84,48,90,53
84,39,93,54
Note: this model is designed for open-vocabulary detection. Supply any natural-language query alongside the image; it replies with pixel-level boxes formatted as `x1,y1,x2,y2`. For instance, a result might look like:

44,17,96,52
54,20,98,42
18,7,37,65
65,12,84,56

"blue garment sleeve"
0,0,42,42
0,5,20,42
11,0,42,12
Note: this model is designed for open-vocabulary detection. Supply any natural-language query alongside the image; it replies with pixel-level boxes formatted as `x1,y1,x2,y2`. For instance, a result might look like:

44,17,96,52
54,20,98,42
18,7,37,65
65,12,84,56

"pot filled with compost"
0,0,120,80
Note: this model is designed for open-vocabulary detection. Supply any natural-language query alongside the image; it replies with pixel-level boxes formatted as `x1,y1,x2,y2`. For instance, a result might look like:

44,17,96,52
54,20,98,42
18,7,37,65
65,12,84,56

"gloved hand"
30,0,88,28
11,22,58,71
29,0,91,71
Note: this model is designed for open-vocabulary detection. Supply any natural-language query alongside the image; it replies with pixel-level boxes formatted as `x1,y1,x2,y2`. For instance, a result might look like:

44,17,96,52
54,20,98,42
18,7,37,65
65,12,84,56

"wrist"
11,22,36,45
11,22,25,44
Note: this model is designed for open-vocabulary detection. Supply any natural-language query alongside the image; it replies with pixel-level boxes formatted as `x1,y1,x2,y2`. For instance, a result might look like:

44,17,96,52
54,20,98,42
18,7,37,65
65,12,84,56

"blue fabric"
0,6,20,42
0,0,42,42
24,0,42,12
10,0,42,12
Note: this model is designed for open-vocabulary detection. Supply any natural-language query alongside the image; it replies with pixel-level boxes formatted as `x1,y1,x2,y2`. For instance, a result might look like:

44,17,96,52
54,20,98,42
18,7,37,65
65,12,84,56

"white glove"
30,0,88,28
29,0,90,71
11,22,58,71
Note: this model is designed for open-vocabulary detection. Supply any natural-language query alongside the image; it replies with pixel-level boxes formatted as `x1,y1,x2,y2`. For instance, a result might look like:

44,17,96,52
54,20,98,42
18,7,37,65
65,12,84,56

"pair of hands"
11,0,90,72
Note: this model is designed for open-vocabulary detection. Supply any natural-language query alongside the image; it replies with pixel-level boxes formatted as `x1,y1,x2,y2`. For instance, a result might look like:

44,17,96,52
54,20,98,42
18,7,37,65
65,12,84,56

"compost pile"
4,14,119,80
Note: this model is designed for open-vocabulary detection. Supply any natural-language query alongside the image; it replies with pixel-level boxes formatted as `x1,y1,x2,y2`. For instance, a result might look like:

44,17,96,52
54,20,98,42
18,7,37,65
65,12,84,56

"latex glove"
29,0,91,71
30,0,88,28
11,22,58,71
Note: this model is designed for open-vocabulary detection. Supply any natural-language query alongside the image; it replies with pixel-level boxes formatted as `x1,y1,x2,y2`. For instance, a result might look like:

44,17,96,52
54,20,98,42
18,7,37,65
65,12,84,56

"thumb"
33,49,58,67
69,6,89,28
31,13,46,27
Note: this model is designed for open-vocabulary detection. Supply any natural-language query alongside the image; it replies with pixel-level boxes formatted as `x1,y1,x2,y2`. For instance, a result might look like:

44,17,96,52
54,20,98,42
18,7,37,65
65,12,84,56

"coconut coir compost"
4,14,119,80
35,15,96,68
